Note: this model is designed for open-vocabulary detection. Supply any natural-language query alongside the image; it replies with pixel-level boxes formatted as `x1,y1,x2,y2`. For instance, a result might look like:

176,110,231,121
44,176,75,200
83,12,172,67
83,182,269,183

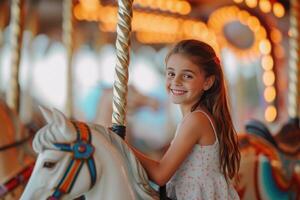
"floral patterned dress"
167,110,240,200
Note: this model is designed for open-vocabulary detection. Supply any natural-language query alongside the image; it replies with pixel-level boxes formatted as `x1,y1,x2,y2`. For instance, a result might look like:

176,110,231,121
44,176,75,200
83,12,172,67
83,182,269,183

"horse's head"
21,107,97,200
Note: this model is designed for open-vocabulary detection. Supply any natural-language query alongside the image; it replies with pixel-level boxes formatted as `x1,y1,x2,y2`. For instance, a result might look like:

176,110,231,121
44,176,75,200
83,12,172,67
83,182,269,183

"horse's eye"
43,161,56,169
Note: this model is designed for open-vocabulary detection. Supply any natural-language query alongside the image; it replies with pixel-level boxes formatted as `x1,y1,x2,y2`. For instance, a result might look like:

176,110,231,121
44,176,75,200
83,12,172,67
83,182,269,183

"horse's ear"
52,108,68,126
52,108,76,140
39,106,54,124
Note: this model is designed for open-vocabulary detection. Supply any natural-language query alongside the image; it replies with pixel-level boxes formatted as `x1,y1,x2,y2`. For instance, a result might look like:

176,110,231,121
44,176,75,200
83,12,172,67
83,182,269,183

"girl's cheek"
165,81,170,91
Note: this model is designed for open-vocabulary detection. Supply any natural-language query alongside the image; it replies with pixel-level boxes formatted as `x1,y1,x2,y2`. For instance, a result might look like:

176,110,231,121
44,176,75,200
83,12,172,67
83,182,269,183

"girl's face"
165,53,211,112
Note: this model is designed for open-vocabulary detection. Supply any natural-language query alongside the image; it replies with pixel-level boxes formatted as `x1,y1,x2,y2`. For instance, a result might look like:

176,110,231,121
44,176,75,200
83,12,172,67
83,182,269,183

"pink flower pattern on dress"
167,110,240,200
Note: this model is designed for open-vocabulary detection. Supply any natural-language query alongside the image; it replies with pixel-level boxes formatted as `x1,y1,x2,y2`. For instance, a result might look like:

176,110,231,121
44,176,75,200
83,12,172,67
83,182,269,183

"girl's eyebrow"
182,69,196,74
166,67,196,74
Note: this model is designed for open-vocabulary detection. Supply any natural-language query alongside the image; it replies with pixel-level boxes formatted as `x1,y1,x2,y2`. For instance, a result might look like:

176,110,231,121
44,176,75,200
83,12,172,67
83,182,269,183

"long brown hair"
166,39,240,180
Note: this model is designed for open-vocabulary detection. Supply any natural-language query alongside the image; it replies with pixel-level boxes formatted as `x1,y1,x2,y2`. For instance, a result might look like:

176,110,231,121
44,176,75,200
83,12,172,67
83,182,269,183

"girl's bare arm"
128,112,213,186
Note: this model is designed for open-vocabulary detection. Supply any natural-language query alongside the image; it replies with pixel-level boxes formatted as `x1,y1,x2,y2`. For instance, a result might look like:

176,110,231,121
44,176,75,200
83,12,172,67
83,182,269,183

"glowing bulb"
263,71,275,86
264,86,276,102
265,105,277,122
234,0,243,3
259,0,271,13
273,2,285,18
270,29,282,43
259,39,271,55
261,55,274,70
247,16,260,32
181,1,191,15
245,0,257,8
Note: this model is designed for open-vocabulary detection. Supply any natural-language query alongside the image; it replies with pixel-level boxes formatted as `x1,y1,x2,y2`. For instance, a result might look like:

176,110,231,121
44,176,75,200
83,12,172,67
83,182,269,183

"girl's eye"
43,161,56,169
167,72,175,77
183,74,193,79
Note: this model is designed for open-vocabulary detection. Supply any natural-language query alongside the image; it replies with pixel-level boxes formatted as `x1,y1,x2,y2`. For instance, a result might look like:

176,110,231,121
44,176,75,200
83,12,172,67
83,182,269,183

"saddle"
245,119,300,158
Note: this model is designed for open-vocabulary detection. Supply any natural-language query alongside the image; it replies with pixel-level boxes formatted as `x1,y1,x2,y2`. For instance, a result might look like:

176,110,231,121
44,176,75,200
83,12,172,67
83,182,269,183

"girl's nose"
173,75,182,85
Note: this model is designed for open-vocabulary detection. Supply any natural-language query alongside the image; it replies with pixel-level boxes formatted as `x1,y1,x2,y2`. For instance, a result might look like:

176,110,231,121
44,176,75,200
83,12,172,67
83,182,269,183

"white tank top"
167,110,240,200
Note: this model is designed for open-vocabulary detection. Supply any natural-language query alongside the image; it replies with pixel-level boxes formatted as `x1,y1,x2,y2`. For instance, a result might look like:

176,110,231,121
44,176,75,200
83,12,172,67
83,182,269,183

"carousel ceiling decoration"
233,0,286,18
208,5,278,122
74,0,219,51
208,6,267,59
208,6,281,122
133,0,191,15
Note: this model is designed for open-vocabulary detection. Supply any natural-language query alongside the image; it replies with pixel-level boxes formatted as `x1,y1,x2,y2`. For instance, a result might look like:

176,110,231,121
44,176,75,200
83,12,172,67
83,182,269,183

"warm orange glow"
274,46,285,58
208,6,267,58
264,86,276,102
82,5,215,45
133,0,191,15
99,23,115,32
259,0,271,13
263,71,275,86
74,4,84,20
247,16,260,32
259,39,271,55
265,105,277,122
261,55,274,70
136,31,176,43
181,1,191,15
273,2,285,18
238,11,250,25
256,27,267,39
233,0,243,3
79,0,99,12
245,0,257,8
270,29,282,43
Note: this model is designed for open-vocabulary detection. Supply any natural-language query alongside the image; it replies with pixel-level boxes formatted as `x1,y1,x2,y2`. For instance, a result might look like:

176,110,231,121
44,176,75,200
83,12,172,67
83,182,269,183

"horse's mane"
89,123,159,200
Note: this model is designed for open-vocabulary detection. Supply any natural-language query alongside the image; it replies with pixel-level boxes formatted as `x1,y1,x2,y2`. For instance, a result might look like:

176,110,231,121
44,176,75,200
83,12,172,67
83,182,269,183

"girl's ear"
204,75,215,91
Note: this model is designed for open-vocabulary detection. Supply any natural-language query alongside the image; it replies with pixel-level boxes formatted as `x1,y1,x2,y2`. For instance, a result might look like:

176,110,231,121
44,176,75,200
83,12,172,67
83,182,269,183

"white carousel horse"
20,107,159,200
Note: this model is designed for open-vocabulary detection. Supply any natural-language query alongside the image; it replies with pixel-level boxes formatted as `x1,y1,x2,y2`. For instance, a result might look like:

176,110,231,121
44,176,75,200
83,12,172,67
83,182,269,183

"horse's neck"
84,132,136,200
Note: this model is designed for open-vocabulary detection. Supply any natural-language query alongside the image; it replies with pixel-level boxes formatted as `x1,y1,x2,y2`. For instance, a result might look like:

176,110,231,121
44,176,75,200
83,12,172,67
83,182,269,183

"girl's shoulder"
181,110,215,128
179,110,217,143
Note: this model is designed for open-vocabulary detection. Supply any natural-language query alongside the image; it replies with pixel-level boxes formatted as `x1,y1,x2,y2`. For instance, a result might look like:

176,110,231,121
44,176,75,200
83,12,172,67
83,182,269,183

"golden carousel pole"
288,0,300,125
111,0,133,138
63,0,74,118
111,1,167,199
6,0,25,114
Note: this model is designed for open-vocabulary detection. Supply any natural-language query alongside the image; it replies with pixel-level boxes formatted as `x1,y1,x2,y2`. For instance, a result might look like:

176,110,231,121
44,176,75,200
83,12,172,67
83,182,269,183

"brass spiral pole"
111,0,133,138
63,0,74,118
288,0,300,123
111,1,168,199
6,0,25,114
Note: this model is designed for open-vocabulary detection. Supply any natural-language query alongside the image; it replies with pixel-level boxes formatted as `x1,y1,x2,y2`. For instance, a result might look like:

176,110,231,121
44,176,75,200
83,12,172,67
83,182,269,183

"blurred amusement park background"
0,0,299,199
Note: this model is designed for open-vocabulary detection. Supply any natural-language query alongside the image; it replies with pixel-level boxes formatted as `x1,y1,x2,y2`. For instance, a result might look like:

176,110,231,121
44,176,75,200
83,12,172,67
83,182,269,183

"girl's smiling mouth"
171,89,187,95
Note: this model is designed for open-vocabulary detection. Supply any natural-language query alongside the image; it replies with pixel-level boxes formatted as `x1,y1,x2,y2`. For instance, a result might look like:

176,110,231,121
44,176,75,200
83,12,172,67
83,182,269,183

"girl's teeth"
172,89,186,95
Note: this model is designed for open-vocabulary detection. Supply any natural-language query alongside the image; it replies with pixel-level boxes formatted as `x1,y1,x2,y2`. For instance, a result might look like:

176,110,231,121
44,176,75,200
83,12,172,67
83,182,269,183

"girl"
129,39,241,199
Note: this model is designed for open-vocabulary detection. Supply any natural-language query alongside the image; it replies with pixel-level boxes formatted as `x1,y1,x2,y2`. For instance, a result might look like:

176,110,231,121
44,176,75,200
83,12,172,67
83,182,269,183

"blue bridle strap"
48,121,96,200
